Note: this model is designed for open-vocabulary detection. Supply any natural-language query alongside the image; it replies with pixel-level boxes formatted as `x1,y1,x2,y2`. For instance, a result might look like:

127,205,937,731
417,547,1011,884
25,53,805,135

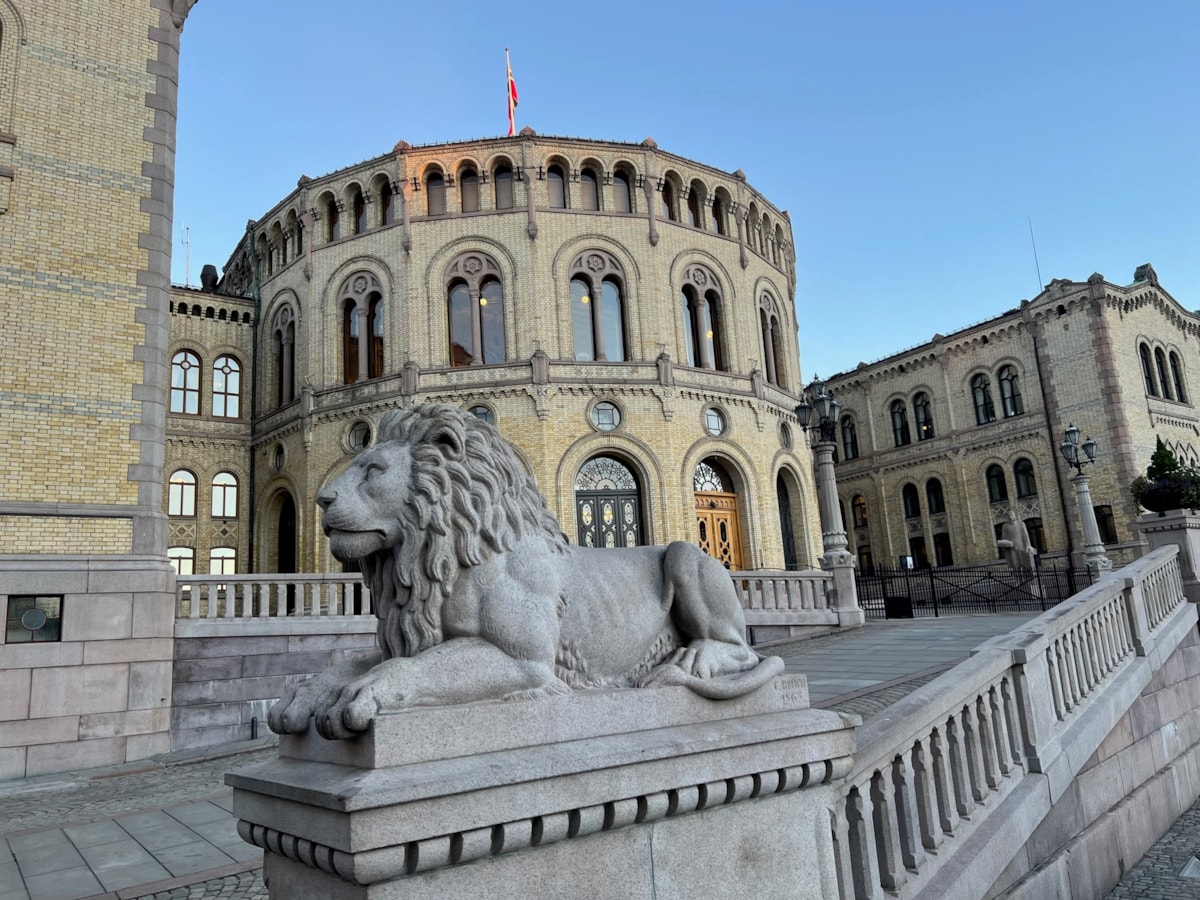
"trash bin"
884,595,914,619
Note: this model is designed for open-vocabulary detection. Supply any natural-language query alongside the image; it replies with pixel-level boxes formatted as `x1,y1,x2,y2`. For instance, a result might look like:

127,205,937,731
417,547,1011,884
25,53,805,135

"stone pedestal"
228,676,856,899
1137,510,1200,602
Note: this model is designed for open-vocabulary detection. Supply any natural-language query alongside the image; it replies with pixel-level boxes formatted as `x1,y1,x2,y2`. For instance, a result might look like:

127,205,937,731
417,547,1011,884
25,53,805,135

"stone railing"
176,573,370,620
832,545,1192,899
734,569,842,642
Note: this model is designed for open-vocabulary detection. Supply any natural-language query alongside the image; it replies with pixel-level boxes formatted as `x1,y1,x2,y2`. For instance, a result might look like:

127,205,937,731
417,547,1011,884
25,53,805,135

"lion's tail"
677,655,786,700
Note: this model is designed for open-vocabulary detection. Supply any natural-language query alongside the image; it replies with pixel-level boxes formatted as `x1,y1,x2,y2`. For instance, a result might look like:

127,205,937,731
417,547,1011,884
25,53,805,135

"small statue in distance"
997,511,1037,572
269,403,783,740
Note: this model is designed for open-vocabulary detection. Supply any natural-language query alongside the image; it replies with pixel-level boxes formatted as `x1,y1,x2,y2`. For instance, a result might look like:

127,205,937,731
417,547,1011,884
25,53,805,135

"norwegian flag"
507,49,519,136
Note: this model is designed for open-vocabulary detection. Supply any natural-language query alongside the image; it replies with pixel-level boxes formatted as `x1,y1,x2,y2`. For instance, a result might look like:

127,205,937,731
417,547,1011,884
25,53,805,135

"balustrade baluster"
846,786,885,899
988,685,1013,776
960,703,988,802
929,727,960,835
1045,645,1066,719
1081,620,1099,690
946,716,975,817
830,807,855,900
1001,678,1025,767
910,739,943,851
204,584,216,619
975,695,1001,789
1057,640,1077,711
1067,630,1088,699
892,753,926,873
870,769,907,891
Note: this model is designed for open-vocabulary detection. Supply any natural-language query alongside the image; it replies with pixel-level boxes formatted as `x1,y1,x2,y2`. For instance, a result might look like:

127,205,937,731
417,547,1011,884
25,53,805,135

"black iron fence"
855,563,1092,619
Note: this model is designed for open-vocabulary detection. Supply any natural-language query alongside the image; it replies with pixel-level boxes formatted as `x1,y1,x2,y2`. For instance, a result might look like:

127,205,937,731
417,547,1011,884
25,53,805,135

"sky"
173,1,1200,381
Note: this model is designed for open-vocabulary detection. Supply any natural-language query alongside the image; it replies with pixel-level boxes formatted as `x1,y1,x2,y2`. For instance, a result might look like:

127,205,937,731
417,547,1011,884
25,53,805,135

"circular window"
780,422,792,449
591,401,622,432
348,421,372,452
468,405,495,426
272,444,285,473
704,407,726,437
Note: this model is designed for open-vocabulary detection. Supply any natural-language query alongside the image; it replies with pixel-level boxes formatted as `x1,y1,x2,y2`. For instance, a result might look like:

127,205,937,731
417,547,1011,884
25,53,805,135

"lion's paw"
668,638,757,679
267,658,378,736
315,658,412,740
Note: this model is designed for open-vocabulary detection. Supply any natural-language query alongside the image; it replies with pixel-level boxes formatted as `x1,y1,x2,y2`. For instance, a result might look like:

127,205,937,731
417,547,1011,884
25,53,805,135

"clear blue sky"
173,1,1199,381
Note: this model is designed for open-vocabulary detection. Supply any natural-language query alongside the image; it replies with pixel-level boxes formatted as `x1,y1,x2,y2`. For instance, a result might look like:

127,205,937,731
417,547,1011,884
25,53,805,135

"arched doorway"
276,493,297,574
574,456,644,548
776,473,798,570
694,458,744,570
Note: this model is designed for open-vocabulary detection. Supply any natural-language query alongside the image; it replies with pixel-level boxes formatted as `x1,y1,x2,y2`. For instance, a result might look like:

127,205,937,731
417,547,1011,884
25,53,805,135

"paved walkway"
3,612,1152,900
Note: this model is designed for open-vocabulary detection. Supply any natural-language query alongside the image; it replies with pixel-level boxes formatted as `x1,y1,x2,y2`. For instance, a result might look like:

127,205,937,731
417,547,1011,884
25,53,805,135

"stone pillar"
763,321,778,387
813,440,865,627
356,306,370,381
229,679,855,900
1072,472,1112,577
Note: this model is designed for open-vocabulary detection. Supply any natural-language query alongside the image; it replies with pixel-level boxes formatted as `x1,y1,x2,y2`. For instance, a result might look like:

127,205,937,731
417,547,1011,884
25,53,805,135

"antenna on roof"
1027,217,1042,293
181,225,191,288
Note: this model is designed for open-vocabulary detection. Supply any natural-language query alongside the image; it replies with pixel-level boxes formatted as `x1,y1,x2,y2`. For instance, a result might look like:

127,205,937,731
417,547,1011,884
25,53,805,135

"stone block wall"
991,624,1200,898
171,621,378,749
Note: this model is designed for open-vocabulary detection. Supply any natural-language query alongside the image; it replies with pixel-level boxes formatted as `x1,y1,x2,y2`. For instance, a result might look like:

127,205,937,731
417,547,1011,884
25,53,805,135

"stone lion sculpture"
269,403,783,740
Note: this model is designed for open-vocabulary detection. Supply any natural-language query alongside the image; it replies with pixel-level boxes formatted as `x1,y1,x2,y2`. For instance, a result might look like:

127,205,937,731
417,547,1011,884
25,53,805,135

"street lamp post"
797,381,864,626
1059,423,1113,577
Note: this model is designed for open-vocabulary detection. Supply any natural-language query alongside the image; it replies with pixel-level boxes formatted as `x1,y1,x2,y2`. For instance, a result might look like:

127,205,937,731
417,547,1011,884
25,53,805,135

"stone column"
356,306,370,381
813,440,865,627
280,331,294,405
697,298,713,370
763,320,778,386
1072,472,1112,576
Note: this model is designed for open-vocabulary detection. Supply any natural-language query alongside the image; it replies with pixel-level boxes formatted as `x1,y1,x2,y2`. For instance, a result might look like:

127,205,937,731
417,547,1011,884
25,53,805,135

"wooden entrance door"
695,492,744,570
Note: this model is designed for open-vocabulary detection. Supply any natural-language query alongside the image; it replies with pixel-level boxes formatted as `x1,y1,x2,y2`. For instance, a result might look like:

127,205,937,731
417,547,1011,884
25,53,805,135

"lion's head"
318,403,567,658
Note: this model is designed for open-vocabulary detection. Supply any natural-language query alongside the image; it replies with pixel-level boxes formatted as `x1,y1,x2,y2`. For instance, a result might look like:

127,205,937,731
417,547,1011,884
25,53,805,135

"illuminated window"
852,495,869,528
890,400,911,447
913,392,934,440
212,356,240,418
446,252,506,367
168,470,196,517
211,472,238,518
170,350,201,414
679,266,724,371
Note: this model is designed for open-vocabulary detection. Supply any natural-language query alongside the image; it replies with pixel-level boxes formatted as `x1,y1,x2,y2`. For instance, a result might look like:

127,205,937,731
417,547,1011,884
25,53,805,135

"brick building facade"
164,134,821,579
827,266,1189,571
0,1,198,778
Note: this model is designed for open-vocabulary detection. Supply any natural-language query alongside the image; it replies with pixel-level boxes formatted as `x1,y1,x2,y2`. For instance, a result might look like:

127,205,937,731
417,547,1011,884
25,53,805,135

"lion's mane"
359,404,567,659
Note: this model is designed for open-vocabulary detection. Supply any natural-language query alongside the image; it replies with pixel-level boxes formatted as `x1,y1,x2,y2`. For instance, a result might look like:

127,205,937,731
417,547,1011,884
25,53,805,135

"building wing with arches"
163,133,821,579
826,266,1193,571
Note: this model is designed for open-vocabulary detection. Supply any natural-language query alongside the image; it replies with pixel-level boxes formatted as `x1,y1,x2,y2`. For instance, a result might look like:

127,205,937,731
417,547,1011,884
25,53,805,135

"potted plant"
1130,438,1200,513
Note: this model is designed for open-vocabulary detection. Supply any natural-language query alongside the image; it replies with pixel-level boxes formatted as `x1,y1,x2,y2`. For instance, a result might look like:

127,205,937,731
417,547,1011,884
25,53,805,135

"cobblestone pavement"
132,870,265,900
1108,798,1200,898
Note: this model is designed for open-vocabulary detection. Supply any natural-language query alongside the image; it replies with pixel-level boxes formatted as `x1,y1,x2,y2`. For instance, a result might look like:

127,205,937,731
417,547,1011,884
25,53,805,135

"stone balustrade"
833,545,1192,899
176,573,371,620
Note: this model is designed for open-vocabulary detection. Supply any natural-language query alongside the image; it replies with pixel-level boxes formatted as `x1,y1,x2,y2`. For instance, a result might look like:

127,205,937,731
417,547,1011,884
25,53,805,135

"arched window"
986,464,1008,503
212,356,240,418
273,306,295,406
687,183,703,227
351,186,366,234
852,495,869,528
913,392,934,440
1170,352,1187,403
926,478,945,515
711,190,730,236
211,472,238,518
170,350,201,414
446,252,506,366
1014,458,1037,498
890,399,911,446
460,168,479,212
339,272,384,383
679,265,724,371
660,179,677,221
841,418,859,460
568,252,627,362
1155,348,1173,400
1140,343,1158,395
580,167,599,210
379,181,394,225
972,374,996,424
324,193,340,242
612,170,632,213
494,164,514,209
209,547,236,577
575,456,643,548
998,365,1024,416
758,294,784,387
168,470,196,517
547,164,566,208
902,484,921,519
425,171,446,216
